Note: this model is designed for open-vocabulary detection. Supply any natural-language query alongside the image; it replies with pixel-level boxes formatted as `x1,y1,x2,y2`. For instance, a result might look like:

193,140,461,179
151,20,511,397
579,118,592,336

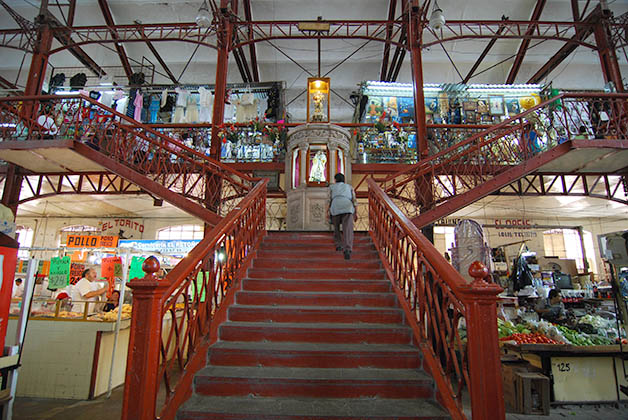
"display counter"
503,343,628,403
6,317,130,400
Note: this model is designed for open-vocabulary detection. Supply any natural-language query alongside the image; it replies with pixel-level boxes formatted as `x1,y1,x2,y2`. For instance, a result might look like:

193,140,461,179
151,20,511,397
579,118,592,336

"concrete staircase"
178,231,449,419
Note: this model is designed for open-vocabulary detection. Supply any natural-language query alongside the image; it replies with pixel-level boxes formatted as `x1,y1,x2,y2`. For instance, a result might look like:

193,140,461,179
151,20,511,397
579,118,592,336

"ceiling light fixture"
429,0,446,31
196,0,211,28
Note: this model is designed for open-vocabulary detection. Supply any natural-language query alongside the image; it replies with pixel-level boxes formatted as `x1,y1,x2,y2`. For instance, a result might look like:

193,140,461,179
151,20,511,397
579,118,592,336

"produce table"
503,342,628,403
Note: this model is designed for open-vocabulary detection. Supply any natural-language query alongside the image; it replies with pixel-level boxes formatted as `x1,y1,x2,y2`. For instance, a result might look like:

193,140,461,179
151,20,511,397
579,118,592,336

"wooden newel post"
461,261,505,420
122,256,168,420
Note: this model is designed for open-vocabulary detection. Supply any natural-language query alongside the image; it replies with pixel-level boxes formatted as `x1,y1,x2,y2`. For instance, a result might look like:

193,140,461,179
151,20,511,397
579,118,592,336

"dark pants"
332,213,354,252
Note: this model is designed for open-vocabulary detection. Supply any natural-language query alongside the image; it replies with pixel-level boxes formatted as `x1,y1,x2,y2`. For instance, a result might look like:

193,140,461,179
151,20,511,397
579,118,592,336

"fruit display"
499,332,561,344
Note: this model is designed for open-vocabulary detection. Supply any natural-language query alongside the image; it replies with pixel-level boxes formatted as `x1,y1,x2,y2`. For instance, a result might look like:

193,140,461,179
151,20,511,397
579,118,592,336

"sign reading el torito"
66,235,119,248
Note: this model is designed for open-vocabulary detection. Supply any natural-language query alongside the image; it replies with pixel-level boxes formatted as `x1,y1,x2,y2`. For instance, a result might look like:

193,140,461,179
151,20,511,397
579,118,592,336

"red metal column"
462,262,506,420
121,257,168,420
408,2,427,158
1,164,23,217
24,23,52,97
594,17,625,92
210,4,233,160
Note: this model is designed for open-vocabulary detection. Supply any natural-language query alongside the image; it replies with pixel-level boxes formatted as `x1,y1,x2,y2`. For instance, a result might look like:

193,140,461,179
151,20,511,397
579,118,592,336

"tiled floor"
11,386,628,420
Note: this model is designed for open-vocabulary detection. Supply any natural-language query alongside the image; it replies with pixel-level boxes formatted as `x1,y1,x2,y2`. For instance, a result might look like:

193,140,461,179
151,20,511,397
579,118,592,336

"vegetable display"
497,318,622,346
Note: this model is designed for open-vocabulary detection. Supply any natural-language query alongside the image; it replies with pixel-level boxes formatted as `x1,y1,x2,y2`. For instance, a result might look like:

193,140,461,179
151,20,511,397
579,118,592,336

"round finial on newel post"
468,261,489,286
140,256,160,281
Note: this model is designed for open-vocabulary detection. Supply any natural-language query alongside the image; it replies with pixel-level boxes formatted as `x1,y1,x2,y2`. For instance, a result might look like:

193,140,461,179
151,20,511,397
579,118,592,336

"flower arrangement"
373,111,392,133
218,124,239,143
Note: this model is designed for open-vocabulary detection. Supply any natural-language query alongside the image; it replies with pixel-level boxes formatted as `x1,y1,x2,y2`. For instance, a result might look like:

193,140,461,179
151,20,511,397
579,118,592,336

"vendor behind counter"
535,289,566,322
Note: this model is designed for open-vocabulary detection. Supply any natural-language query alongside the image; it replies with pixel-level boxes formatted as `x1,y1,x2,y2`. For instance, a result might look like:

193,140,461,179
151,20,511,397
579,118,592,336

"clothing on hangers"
198,87,214,122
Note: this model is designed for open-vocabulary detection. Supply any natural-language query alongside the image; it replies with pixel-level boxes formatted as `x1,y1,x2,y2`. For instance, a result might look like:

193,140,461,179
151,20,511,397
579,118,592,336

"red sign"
69,263,85,285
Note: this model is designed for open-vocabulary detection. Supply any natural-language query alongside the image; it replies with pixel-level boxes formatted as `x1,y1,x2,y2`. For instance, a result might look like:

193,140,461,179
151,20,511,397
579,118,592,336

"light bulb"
429,2,446,31
196,1,211,28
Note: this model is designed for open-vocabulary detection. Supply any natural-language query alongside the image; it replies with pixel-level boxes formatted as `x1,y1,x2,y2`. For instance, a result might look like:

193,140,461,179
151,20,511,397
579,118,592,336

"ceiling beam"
463,16,508,83
528,5,602,84
380,0,397,81
570,0,580,22
0,74,20,92
97,0,133,80
242,0,259,82
137,25,178,84
506,0,547,84
67,0,76,26
43,10,106,76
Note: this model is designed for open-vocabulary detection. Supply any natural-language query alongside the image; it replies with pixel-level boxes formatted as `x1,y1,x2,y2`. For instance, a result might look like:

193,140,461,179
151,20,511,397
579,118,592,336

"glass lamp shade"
196,2,211,28
429,8,445,31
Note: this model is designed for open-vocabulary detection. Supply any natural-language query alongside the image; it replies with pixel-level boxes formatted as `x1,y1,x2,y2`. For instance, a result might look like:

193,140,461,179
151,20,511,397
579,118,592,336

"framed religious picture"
506,98,520,115
462,101,477,111
465,110,476,123
424,97,438,114
489,95,505,115
477,99,489,114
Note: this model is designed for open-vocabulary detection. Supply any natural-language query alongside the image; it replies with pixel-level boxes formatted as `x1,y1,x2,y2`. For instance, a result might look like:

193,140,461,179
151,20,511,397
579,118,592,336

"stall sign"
494,218,533,229
37,260,50,276
66,235,119,248
100,219,144,239
49,256,71,290
69,263,85,285
119,239,200,256
71,250,88,262
101,256,122,280
129,256,146,281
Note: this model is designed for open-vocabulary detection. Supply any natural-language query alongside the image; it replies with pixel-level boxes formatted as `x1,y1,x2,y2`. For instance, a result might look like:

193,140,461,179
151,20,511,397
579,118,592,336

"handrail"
367,178,504,420
383,92,628,187
379,92,628,218
0,95,257,219
121,179,267,420
0,94,257,183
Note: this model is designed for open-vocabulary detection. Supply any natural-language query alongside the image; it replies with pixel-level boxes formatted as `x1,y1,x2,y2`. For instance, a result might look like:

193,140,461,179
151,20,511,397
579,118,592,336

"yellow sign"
66,235,119,248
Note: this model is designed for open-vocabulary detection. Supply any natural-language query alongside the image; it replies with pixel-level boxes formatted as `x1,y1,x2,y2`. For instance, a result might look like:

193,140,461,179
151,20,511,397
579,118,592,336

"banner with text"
49,256,71,289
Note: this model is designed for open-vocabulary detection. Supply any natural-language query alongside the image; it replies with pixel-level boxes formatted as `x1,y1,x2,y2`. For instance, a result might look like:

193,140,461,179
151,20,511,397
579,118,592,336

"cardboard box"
502,361,548,415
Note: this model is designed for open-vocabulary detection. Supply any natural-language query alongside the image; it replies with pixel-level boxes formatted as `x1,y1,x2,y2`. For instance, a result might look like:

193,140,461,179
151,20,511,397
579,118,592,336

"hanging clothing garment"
174,88,189,123
223,93,235,122
149,95,160,123
133,91,143,122
126,89,138,119
186,93,199,123
234,93,259,123
198,87,214,122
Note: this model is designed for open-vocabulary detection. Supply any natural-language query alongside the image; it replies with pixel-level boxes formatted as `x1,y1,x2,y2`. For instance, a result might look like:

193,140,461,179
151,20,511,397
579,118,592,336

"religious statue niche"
307,144,329,186
307,77,330,123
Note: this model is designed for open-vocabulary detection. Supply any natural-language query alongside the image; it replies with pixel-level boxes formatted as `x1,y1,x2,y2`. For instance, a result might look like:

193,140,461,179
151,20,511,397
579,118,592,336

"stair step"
235,291,397,307
219,321,412,344
262,235,372,245
253,257,381,270
247,268,385,280
194,366,434,399
242,278,391,293
209,341,421,369
260,242,375,252
178,395,449,420
228,305,403,324
257,249,379,259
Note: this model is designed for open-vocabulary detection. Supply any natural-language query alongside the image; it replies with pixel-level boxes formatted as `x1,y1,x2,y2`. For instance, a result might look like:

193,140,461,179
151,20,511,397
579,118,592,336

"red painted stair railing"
121,179,267,420
0,94,256,224
368,177,504,420
381,93,628,227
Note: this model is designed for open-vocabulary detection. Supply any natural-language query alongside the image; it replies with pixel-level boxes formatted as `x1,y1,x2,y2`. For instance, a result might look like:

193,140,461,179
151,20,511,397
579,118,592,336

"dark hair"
111,290,120,296
334,173,345,183
82,268,91,278
548,289,561,299
578,125,587,133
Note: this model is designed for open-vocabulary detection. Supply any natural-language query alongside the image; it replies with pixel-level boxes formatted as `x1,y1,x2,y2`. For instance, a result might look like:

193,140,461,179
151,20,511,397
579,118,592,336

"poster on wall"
397,97,415,121
49,256,71,289
365,97,384,122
